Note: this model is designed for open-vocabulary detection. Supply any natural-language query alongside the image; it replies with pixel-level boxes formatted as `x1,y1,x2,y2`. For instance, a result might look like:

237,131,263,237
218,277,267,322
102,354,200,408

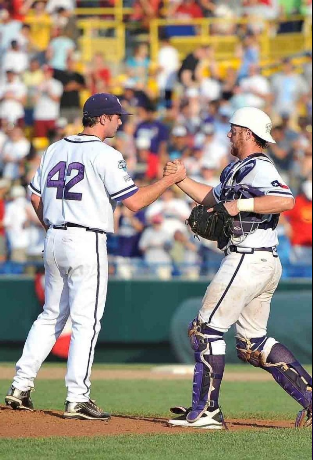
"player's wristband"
237,198,255,213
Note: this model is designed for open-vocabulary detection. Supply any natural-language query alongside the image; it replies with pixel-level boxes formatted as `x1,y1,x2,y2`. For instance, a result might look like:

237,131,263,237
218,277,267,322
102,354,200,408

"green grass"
0,432,311,460
0,365,312,460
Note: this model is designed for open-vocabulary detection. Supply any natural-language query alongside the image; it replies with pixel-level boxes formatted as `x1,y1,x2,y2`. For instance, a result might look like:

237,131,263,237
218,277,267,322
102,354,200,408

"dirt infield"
0,405,293,438
0,366,273,382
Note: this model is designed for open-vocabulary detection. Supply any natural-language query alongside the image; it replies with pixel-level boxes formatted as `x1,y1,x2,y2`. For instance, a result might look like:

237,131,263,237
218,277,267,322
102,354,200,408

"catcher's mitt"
186,203,233,242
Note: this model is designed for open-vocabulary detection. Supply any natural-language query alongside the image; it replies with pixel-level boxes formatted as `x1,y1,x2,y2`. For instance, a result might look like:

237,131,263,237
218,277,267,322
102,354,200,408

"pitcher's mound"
0,405,293,438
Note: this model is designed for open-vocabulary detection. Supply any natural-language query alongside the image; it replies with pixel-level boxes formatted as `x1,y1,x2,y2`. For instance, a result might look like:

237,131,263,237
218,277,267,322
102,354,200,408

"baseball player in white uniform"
5,93,186,421
165,107,312,430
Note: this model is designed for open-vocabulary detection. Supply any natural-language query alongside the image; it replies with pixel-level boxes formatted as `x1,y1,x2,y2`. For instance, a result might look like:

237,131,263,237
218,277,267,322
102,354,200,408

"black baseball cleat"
5,386,34,411
64,400,111,421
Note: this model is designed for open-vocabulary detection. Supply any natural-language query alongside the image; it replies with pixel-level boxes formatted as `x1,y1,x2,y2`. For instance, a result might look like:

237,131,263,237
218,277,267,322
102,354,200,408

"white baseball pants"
199,251,282,339
13,228,108,402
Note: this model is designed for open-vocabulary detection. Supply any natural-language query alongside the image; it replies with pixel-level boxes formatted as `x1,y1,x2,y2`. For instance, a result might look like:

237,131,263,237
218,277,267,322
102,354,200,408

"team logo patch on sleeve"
271,180,290,190
118,160,127,172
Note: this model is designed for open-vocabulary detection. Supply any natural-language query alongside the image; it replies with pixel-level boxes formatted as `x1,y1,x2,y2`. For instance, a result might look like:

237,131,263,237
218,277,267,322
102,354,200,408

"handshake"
163,160,187,185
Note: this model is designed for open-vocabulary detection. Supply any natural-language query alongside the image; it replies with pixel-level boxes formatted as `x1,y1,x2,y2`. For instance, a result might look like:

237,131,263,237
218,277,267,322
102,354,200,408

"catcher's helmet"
229,107,276,144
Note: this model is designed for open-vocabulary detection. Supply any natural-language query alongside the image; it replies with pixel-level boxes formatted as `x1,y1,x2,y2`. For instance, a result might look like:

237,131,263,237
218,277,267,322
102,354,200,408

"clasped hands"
163,160,187,184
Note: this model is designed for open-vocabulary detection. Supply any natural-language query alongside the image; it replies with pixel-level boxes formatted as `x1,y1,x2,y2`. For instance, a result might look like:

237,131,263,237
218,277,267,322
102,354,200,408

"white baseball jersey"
213,154,294,248
29,135,138,232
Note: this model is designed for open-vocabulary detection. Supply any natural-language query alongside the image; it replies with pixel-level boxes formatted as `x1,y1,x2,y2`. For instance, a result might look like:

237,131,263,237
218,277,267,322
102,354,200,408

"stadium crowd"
0,0,312,278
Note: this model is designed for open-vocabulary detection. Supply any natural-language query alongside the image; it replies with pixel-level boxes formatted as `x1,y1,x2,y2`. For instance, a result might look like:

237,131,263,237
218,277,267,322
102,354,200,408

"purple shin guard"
264,344,312,410
187,354,225,423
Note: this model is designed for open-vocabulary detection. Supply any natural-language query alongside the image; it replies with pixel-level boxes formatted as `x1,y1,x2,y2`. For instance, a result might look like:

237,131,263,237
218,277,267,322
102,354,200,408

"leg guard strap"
187,317,225,423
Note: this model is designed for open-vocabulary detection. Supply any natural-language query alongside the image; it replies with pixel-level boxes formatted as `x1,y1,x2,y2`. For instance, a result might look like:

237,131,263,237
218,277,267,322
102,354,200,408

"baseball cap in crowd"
201,123,215,136
172,126,188,137
10,185,26,199
201,159,217,170
83,93,131,117
0,178,10,190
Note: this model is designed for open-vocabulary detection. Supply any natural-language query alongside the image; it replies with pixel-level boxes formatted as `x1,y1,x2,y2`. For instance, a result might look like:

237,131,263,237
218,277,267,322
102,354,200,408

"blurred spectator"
157,36,180,109
33,65,63,138
3,185,29,263
114,205,146,258
134,104,169,176
168,125,192,161
221,67,238,101
86,53,112,95
47,27,76,71
54,57,86,123
304,52,312,86
283,180,312,265
178,45,212,87
0,178,10,263
0,9,22,56
170,0,204,18
271,58,309,117
2,40,29,75
120,80,151,112
16,23,33,53
237,34,260,80
194,122,229,170
139,214,172,278
234,64,272,110
0,70,27,127
51,7,79,41
23,58,44,126
268,125,295,180
46,0,75,14
146,188,190,237
26,0,51,63
1,126,30,181
170,230,199,278
126,43,150,88
242,0,280,20
131,0,164,29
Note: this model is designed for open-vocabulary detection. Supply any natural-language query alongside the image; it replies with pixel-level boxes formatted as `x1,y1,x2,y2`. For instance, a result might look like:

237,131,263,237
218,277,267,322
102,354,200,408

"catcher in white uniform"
5,93,186,420
165,107,312,430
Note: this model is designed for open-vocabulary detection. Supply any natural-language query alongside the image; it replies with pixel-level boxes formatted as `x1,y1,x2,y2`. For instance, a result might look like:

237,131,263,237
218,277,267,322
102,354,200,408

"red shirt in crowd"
285,194,313,247
175,1,204,19
0,199,5,237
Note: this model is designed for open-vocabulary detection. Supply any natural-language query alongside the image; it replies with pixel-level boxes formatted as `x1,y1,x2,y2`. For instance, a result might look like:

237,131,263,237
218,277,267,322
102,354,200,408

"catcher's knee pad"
236,336,278,367
189,317,226,355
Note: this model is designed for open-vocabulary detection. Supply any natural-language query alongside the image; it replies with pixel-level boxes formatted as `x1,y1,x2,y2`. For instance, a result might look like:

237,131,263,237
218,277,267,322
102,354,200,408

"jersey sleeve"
213,183,222,203
251,161,294,198
98,149,139,202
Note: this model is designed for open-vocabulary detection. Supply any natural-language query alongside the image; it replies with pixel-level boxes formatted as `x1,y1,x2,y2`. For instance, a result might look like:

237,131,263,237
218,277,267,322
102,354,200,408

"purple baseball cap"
83,93,131,117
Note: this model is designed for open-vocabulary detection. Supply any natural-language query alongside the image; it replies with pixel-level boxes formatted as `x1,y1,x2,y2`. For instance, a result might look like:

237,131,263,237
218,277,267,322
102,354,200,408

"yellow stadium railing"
77,19,126,63
149,16,312,63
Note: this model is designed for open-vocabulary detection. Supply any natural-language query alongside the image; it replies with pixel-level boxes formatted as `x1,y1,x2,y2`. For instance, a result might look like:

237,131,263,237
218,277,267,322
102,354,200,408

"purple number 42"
47,162,85,201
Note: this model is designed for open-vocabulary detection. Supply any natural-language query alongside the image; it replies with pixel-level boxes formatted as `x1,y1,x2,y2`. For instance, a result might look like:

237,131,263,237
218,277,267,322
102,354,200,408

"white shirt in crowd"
34,78,63,121
0,78,26,123
139,227,172,265
200,78,222,102
146,198,190,237
3,50,29,75
46,0,75,13
1,137,30,180
238,74,271,109
157,44,180,92
4,197,29,250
